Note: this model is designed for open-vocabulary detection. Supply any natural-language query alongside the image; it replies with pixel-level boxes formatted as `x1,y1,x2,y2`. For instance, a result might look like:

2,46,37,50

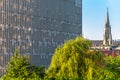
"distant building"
91,8,113,48
103,8,112,46
114,40,120,46
92,40,103,47
0,0,82,75
101,50,115,57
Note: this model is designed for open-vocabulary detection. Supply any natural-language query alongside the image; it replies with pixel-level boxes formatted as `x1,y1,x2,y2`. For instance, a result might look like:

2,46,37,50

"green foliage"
1,50,45,80
91,55,120,80
46,36,104,80
103,56,120,80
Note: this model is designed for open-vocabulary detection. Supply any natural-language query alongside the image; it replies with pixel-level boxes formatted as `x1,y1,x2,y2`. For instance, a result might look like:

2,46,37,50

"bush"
1,50,45,80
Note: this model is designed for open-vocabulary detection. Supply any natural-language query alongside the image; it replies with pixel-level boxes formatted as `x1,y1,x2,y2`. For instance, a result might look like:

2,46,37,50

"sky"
83,0,120,40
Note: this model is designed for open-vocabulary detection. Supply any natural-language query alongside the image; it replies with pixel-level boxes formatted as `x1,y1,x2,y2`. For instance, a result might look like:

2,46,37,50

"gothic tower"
103,8,112,46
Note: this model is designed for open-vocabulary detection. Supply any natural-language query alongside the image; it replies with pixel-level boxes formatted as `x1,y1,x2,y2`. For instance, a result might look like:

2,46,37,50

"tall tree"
46,36,104,80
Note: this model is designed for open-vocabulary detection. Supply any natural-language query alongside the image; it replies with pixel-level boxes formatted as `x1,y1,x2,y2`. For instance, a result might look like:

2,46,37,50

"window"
75,0,82,8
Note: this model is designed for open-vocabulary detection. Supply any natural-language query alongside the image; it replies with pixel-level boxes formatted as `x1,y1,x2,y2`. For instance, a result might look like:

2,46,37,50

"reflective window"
75,0,82,8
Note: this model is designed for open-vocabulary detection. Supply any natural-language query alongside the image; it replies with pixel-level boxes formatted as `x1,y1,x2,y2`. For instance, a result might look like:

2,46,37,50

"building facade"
103,8,112,46
0,0,82,75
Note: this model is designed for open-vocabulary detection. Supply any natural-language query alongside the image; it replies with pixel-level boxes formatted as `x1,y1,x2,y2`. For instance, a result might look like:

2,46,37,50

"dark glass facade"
0,0,82,75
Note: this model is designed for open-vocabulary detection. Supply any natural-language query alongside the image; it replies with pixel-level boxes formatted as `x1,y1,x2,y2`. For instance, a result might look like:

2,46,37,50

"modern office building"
0,0,82,75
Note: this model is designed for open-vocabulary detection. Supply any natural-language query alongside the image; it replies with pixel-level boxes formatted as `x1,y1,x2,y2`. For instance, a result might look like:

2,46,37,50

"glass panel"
75,0,82,8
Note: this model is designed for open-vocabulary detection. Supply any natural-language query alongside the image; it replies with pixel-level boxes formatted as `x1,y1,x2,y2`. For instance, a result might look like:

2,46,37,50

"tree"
102,55,120,80
1,50,45,80
46,36,104,80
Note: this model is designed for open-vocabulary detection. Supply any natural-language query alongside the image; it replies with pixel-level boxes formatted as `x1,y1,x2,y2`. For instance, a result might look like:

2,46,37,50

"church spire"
103,8,112,46
106,8,110,25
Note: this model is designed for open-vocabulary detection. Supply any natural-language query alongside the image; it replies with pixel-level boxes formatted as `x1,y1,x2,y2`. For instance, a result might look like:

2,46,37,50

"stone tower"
103,8,112,46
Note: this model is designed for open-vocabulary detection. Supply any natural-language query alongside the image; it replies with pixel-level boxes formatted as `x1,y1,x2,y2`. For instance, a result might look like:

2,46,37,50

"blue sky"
83,0,120,40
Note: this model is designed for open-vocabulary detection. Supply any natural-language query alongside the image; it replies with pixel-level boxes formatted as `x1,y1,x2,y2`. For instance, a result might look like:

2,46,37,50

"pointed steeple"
106,8,110,25
103,8,112,46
